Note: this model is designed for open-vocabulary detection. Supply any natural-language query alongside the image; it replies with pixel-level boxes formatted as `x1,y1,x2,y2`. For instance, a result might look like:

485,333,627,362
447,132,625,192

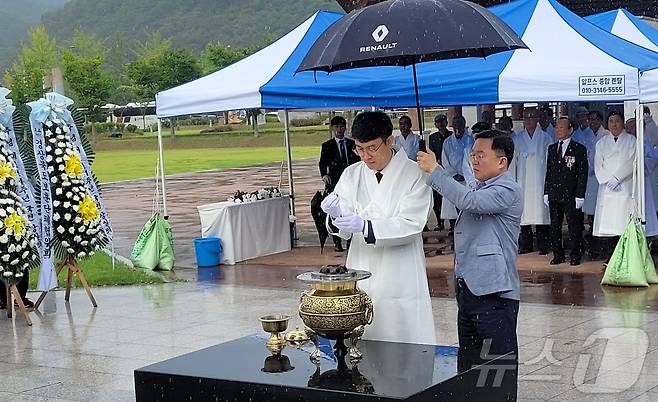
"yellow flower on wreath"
0,161,16,182
4,212,26,237
65,154,84,178
78,195,99,223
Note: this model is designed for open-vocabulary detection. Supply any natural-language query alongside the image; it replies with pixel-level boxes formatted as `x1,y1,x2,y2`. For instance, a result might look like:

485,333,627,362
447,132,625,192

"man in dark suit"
543,117,588,266
428,114,451,230
319,116,360,251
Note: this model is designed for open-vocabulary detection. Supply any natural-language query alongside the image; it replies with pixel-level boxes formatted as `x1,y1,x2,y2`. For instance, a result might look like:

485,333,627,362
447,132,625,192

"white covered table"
197,196,291,265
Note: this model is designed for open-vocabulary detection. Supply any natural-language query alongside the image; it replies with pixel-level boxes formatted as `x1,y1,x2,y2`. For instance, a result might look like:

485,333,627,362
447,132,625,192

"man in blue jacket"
418,129,522,366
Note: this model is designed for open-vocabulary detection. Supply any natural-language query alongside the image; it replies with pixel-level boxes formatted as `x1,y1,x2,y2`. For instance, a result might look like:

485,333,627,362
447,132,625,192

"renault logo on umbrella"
372,25,389,42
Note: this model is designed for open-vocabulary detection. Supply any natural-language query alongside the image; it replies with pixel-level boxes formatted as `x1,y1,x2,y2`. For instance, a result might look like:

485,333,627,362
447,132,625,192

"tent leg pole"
284,110,295,217
157,120,169,218
412,63,423,134
636,103,645,224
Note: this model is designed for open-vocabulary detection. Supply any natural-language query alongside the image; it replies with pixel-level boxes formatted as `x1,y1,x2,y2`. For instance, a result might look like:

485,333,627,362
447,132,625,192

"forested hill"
0,0,68,67
42,0,343,50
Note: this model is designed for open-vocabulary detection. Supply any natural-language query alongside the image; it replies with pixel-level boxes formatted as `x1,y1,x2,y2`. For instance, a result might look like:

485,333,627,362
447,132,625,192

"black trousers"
0,271,29,306
519,225,550,252
456,278,519,401
549,200,584,260
432,190,443,228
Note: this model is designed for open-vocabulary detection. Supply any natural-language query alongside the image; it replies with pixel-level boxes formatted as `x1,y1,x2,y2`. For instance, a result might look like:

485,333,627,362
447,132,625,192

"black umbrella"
311,190,330,253
297,0,527,133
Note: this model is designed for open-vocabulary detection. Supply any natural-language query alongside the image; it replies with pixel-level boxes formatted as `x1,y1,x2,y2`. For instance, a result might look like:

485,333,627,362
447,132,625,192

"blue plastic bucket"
194,237,222,267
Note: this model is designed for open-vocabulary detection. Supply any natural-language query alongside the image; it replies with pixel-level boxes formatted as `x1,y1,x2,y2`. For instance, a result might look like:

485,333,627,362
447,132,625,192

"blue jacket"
427,169,522,300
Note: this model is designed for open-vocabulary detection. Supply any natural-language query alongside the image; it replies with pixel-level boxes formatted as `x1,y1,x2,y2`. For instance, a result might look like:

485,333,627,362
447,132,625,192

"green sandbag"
601,218,649,287
636,222,658,284
130,213,175,271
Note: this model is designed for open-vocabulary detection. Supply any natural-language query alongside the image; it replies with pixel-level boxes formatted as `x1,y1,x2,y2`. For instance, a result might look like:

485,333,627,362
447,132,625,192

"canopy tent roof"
156,0,658,118
586,9,658,52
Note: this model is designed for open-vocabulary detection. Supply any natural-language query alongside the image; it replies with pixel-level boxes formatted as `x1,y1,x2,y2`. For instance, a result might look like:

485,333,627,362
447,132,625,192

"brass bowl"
299,290,372,340
259,314,290,333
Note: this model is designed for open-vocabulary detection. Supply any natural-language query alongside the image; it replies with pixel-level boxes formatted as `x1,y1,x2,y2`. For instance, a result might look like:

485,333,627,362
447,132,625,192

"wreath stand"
5,282,32,326
33,257,97,310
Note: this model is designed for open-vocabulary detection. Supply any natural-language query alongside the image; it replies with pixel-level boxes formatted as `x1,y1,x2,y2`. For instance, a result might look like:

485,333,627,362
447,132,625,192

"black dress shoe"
518,248,533,255
333,245,344,252
14,298,34,309
570,259,581,266
550,257,565,265
538,250,549,256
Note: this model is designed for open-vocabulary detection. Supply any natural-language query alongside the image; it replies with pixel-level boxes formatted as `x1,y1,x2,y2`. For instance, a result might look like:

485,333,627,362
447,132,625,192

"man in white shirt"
395,115,420,161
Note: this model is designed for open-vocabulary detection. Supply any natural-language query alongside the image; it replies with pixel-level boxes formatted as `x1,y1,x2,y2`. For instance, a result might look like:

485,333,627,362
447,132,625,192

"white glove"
332,213,365,234
575,198,584,209
606,176,621,191
322,175,331,186
321,192,342,218
543,194,549,207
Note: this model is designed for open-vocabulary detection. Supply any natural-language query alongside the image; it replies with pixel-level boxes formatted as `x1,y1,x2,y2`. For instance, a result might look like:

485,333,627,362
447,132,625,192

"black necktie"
614,137,618,142
558,141,563,158
375,172,383,183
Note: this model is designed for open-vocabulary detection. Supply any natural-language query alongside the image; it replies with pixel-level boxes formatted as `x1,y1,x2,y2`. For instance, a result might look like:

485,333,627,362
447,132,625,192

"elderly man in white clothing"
395,115,420,161
626,118,658,238
511,108,552,254
593,111,636,263
320,111,435,345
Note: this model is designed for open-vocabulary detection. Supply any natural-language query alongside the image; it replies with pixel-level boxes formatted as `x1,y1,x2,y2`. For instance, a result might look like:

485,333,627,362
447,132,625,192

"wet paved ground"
3,282,658,401
4,160,650,401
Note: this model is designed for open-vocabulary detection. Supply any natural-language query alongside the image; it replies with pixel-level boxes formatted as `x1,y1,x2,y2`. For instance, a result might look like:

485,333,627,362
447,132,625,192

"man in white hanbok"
441,115,474,233
511,108,552,254
321,111,435,345
395,115,420,161
593,111,636,262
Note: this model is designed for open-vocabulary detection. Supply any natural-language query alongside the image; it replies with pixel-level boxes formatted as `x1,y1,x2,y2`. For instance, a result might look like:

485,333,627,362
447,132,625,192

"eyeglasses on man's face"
354,139,386,156
470,152,506,162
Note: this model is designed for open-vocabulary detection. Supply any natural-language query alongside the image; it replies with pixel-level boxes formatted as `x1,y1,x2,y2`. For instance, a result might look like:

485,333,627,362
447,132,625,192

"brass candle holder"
259,314,290,355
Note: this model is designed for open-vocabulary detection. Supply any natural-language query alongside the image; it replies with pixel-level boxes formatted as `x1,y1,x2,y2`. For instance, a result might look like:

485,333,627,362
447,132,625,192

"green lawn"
28,252,173,290
93,146,320,183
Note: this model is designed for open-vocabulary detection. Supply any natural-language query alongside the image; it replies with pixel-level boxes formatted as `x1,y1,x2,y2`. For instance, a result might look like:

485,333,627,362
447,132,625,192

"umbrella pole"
412,63,423,134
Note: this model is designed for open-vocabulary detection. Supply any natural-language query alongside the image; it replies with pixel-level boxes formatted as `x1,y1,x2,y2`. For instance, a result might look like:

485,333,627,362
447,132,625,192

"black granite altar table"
134,334,517,401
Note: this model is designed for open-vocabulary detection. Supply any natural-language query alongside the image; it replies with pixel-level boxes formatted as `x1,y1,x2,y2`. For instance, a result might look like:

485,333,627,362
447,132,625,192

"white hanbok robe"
395,133,420,161
574,126,609,215
593,132,636,237
643,139,658,236
511,127,552,225
332,147,435,345
440,133,474,219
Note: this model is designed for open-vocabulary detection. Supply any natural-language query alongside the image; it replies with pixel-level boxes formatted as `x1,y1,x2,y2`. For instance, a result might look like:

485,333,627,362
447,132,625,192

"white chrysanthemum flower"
69,227,75,234
64,213,71,221
67,248,75,254
53,201,60,207
21,251,29,259
74,217,81,224
62,241,69,247
10,259,18,266
3,271,12,277
78,252,86,258
81,241,88,246
53,213,60,221
48,166,54,173
57,226,65,234
46,155,53,162
56,188,63,195
51,177,57,184
0,254,8,262
64,200,71,207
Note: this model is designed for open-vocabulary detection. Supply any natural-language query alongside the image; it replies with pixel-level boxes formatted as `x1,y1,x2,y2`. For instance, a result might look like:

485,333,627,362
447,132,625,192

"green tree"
62,48,112,141
201,42,249,75
3,26,58,104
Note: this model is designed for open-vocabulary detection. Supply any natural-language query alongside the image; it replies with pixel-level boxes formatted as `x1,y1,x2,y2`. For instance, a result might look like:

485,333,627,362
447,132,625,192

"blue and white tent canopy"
156,0,658,118
586,9,658,52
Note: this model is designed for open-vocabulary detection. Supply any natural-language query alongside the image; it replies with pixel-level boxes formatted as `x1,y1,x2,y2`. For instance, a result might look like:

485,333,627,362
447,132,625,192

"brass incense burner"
259,314,290,355
297,265,373,363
